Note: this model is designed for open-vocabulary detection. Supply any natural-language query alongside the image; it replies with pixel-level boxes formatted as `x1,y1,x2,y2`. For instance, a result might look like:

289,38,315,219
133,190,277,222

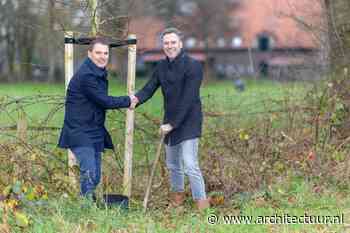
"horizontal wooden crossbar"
64,37,137,47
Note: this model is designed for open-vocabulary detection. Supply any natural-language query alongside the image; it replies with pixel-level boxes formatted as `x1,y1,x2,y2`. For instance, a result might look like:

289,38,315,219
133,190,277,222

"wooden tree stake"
123,34,137,197
64,31,78,187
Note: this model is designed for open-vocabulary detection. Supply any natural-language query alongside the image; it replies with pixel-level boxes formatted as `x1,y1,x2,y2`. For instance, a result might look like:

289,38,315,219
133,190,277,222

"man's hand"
129,95,139,109
160,123,173,135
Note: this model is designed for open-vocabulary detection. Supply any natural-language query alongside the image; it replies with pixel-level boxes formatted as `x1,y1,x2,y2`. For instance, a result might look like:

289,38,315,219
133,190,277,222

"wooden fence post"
123,34,137,197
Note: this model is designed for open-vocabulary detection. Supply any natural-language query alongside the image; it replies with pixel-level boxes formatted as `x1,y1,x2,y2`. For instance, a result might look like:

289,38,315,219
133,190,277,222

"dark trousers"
70,147,101,197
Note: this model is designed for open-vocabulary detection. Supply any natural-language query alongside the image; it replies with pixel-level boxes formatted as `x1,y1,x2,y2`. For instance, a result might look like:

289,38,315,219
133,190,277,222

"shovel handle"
143,134,165,212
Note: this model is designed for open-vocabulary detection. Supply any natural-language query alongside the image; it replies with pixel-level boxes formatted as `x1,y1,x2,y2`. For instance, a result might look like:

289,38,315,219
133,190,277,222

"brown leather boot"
196,198,211,211
169,192,185,207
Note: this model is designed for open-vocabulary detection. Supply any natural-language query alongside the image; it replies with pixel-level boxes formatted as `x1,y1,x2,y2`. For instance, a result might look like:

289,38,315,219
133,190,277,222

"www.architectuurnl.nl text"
207,213,344,225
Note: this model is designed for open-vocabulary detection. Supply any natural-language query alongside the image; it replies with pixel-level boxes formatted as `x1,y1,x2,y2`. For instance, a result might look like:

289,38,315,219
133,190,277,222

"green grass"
3,177,348,233
0,78,307,161
0,78,307,127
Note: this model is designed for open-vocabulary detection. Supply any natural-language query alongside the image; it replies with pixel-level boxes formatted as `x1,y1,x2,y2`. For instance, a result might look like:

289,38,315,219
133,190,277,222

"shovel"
143,133,165,212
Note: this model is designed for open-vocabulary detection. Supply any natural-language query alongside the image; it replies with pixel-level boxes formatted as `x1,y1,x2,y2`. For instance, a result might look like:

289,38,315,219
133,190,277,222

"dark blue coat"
58,58,131,150
135,51,203,146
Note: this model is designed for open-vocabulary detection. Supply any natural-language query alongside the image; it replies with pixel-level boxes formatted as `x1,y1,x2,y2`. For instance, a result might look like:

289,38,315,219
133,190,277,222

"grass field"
0,78,306,127
1,79,349,233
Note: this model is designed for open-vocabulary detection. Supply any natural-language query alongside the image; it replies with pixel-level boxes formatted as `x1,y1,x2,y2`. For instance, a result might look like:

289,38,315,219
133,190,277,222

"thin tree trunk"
327,0,350,137
47,0,56,83
6,32,16,82
327,0,350,72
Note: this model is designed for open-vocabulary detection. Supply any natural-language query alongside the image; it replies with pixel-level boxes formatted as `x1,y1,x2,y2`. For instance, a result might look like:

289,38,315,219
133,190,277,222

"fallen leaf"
14,212,29,227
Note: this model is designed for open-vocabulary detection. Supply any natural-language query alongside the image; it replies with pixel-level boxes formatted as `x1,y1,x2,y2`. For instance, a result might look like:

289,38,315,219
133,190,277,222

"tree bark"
326,0,350,137
47,0,56,83
2,0,17,81
16,1,37,82
327,0,350,71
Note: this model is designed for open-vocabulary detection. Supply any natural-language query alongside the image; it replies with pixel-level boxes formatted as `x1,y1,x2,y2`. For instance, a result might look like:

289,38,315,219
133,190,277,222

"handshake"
129,94,139,109
128,95,172,135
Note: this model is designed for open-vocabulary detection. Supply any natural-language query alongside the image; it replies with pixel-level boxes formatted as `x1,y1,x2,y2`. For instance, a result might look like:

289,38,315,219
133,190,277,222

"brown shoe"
195,198,211,211
169,192,185,207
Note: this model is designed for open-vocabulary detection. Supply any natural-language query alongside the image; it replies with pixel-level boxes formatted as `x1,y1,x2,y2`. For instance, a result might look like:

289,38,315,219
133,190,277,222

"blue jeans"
165,138,206,200
70,147,101,197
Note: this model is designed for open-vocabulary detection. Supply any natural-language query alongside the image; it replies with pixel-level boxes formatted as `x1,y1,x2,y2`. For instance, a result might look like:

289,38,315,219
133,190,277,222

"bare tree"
324,0,350,137
326,0,350,71
0,0,139,82
154,0,179,26
181,0,240,80
46,0,57,83
0,0,17,81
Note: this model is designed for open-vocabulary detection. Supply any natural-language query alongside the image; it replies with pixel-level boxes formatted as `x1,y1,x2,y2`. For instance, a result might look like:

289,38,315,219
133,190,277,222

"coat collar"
85,57,108,79
166,49,185,65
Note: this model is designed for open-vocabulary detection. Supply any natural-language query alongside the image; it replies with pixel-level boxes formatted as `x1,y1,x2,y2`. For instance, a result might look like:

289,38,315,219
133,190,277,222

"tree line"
0,0,348,84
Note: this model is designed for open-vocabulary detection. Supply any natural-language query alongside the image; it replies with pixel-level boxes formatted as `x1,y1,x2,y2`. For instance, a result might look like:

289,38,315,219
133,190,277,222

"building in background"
129,0,325,80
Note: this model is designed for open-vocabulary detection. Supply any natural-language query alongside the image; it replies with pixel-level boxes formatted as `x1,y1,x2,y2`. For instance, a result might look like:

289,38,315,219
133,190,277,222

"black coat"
136,51,203,146
58,58,130,150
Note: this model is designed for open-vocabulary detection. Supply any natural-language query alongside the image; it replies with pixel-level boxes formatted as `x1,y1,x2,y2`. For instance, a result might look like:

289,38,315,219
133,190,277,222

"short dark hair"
160,27,183,41
88,37,110,51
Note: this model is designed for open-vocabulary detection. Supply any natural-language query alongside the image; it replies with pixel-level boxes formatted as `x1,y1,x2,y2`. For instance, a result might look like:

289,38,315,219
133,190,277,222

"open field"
1,79,349,233
0,78,306,127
